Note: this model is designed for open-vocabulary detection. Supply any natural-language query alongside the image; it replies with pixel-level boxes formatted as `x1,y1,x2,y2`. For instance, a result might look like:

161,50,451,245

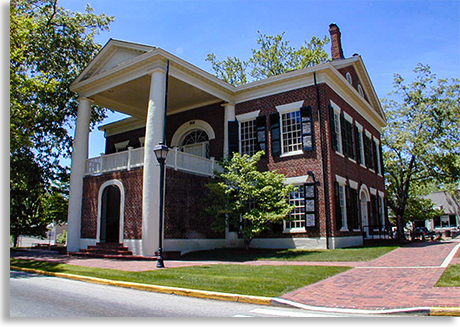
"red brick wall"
236,86,328,238
164,169,224,239
324,84,385,236
81,169,143,239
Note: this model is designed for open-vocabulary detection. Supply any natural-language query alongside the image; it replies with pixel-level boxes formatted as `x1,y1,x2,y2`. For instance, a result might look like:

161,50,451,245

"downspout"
314,72,331,249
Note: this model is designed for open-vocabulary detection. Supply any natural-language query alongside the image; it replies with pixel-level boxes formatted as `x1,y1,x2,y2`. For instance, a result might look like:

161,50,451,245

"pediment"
74,39,155,84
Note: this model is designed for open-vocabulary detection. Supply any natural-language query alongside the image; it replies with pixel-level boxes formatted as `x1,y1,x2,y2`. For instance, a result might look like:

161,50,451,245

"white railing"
85,146,221,177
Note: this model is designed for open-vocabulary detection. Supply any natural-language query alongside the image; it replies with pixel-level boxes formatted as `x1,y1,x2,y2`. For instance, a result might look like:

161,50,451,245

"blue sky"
57,0,460,160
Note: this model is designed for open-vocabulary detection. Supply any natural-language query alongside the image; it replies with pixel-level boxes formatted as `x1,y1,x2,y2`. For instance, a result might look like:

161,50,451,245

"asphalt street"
9,270,379,318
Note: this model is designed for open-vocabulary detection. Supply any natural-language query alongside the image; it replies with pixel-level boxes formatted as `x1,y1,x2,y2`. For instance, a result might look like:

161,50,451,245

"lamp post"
153,142,169,268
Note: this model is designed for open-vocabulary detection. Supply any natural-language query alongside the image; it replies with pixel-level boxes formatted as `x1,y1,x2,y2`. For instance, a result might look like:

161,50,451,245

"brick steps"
68,242,157,261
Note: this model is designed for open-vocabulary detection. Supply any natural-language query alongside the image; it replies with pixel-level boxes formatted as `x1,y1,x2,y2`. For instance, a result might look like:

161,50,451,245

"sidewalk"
281,240,460,310
11,240,460,312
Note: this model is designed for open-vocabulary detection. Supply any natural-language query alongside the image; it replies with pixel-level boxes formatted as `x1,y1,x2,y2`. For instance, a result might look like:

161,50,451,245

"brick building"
67,24,388,256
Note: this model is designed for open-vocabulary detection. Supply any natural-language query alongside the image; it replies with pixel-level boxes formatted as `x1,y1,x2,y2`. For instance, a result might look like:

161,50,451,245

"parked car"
414,227,437,240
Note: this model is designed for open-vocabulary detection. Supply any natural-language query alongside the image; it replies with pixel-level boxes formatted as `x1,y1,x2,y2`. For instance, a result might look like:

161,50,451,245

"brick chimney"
329,23,344,60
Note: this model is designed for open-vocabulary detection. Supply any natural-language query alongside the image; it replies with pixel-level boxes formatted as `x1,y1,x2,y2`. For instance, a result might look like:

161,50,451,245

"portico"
68,39,234,254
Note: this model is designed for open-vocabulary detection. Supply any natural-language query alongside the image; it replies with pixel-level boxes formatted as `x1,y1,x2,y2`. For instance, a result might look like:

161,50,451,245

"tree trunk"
243,238,251,251
396,213,406,243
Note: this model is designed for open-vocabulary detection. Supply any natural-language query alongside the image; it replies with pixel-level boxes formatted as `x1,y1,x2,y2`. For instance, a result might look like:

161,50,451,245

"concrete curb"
10,266,272,306
273,298,460,316
11,266,460,316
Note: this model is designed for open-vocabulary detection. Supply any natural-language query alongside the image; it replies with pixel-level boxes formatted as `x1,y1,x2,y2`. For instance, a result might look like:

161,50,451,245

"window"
355,124,365,165
180,129,210,158
363,132,374,170
273,101,313,156
346,185,360,230
346,72,353,84
334,177,348,231
285,185,306,230
358,84,364,97
281,111,302,154
341,115,355,160
240,119,257,156
374,138,382,175
329,103,342,154
284,183,317,231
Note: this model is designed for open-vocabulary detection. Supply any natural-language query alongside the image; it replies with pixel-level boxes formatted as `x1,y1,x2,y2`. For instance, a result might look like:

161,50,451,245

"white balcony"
85,147,222,177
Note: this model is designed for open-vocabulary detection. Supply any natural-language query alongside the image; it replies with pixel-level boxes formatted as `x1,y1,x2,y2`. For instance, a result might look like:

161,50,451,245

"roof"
71,38,386,129
425,191,460,215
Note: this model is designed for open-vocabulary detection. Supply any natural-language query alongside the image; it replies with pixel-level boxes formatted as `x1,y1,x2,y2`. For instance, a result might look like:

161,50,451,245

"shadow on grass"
179,245,399,262
10,259,66,275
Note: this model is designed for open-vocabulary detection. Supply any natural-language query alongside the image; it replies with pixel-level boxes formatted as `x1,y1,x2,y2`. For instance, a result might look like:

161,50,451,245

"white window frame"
330,101,343,156
283,184,307,233
236,111,260,156
336,175,348,231
378,191,386,228
355,122,366,168
346,72,353,85
365,130,375,173
358,84,364,97
374,136,382,175
276,101,304,157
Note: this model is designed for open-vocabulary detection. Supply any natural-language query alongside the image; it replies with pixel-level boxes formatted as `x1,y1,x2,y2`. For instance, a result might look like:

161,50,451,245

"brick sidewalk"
281,241,460,310
11,240,460,310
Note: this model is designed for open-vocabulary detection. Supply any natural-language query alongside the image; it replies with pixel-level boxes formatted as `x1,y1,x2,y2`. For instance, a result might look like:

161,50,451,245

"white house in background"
425,191,460,230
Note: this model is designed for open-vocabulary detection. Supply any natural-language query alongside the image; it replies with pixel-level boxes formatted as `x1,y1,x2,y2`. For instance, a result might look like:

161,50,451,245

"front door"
361,199,369,238
100,185,121,243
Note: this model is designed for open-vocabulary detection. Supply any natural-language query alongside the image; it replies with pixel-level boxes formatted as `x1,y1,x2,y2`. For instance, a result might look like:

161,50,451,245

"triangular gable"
72,39,155,86
330,57,386,122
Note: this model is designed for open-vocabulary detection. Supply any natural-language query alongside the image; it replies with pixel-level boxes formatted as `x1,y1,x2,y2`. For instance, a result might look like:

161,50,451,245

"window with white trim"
284,183,317,231
346,72,353,84
329,102,343,154
240,119,257,156
281,111,302,154
285,185,306,230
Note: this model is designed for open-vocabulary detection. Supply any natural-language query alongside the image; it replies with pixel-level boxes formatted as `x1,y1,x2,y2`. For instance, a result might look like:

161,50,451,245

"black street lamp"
153,142,169,268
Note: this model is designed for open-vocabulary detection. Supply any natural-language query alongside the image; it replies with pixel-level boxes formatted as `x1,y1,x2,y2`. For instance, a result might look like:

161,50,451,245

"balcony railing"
85,147,222,177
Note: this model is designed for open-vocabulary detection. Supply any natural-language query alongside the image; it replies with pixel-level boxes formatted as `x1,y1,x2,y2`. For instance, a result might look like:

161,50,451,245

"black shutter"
270,113,281,157
334,181,342,230
355,125,362,164
300,106,314,152
340,114,347,157
345,185,351,229
379,143,384,175
255,115,267,154
348,121,355,160
372,140,379,174
228,121,239,156
329,105,338,152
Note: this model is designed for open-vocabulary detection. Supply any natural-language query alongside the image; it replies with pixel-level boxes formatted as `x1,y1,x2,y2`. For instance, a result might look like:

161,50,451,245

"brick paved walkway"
11,240,460,310
281,241,460,310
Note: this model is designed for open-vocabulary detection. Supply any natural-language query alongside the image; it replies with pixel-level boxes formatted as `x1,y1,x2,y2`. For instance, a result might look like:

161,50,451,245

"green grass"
436,264,460,287
10,258,351,297
180,246,398,262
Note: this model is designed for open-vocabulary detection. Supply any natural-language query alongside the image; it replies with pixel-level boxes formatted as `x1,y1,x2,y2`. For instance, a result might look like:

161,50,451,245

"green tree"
389,196,443,240
204,151,295,249
206,31,329,86
382,64,460,242
10,0,114,179
10,0,114,242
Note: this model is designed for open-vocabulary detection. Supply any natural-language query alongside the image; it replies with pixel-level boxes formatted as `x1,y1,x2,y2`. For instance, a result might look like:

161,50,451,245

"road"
10,270,389,317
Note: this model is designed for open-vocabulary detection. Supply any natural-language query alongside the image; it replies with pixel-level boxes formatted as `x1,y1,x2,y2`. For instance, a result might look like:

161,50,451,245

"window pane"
281,111,302,153
240,120,257,156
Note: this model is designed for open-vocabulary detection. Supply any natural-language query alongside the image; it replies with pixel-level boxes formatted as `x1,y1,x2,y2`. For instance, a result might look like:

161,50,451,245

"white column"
142,67,167,256
67,98,92,252
222,103,236,247
222,103,235,157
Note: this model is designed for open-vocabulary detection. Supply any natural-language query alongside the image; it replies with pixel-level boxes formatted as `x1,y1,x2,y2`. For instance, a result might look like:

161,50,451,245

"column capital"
221,102,235,108
77,97,95,104
148,62,168,76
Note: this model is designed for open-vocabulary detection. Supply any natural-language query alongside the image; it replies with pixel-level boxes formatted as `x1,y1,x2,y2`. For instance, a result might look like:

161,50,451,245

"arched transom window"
180,129,210,158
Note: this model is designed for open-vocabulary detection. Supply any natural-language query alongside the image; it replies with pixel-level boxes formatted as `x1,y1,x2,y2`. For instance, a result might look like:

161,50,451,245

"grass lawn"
436,264,460,287
180,246,398,262
10,258,350,297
